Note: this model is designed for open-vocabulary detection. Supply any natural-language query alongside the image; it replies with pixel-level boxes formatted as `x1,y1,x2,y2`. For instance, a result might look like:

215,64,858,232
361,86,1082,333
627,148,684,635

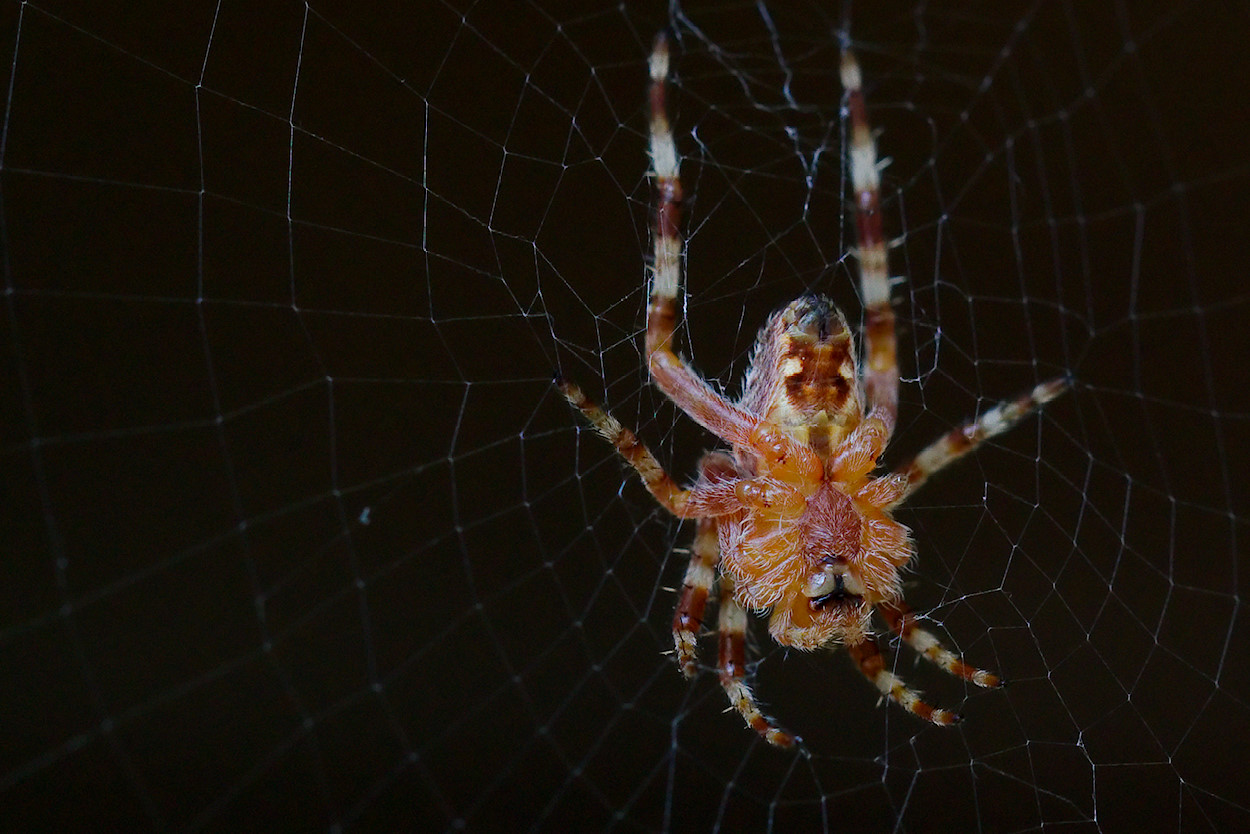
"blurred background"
2,1,1248,830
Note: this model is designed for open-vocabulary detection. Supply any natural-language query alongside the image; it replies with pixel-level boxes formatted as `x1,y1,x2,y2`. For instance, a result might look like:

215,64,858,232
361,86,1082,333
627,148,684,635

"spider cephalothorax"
557,33,1068,748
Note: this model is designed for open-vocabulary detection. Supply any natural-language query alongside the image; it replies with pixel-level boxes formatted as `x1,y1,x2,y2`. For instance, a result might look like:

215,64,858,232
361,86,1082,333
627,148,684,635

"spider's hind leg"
645,30,682,360
640,32,760,451
842,47,898,428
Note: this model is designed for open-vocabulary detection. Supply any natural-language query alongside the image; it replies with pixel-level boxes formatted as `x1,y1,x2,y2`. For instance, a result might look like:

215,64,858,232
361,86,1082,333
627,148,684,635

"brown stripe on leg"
841,49,898,428
555,376,691,515
672,518,719,678
890,375,1071,506
717,576,795,747
636,35,763,450
847,638,960,726
878,598,1002,688
646,31,683,360
862,301,898,426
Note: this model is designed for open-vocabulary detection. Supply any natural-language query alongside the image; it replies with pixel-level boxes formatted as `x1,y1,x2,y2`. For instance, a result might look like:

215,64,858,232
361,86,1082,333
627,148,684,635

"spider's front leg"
717,574,796,748
847,637,960,726
672,517,718,678
671,452,741,675
878,598,1002,688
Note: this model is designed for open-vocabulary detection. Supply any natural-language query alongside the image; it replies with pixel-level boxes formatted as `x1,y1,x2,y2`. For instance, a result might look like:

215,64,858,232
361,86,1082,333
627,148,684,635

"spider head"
758,484,881,649
768,559,875,649
804,561,867,608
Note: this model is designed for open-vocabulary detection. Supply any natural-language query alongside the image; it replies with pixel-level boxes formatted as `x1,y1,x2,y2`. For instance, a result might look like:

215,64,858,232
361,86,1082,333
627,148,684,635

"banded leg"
672,517,719,677
555,376,692,516
878,598,1002,688
645,31,682,362
717,575,795,747
643,33,758,448
841,49,897,428
847,638,960,726
890,376,1070,507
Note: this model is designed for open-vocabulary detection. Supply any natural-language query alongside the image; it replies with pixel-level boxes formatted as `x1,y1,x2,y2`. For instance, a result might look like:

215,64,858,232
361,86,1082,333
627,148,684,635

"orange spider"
556,33,1068,748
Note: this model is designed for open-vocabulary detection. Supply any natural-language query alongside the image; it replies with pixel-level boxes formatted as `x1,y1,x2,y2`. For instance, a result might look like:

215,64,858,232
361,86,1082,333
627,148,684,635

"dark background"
2,1,1248,831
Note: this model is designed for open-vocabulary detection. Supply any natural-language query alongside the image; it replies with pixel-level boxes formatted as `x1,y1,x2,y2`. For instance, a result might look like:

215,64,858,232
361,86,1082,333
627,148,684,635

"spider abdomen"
740,296,864,457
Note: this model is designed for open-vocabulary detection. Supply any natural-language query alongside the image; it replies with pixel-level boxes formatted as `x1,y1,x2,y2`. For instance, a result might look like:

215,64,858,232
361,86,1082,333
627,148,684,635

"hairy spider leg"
554,33,766,509
847,638,960,726
643,31,681,362
644,32,760,449
878,598,1002,688
555,376,694,516
673,516,719,677
842,50,898,431
717,574,796,747
890,376,1070,508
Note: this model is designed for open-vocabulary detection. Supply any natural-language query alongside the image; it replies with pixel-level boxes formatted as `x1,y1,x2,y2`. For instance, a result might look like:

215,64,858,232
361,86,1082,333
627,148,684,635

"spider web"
2,0,1248,831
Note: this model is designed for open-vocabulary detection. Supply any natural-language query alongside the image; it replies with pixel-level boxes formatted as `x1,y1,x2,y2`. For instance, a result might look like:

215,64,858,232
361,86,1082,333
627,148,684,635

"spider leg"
842,49,897,430
717,574,796,747
847,638,960,726
878,598,1002,688
890,376,1070,507
556,376,694,516
644,33,758,448
673,517,719,677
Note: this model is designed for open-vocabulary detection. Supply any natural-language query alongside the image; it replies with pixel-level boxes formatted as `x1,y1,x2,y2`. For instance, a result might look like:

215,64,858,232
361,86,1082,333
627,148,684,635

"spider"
556,33,1069,748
